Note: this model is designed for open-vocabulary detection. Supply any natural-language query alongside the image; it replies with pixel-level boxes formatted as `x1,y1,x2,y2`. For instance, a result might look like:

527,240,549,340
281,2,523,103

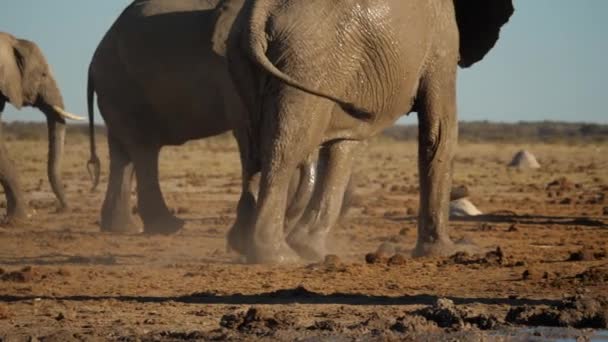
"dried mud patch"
220,307,296,336
414,298,499,330
506,296,608,328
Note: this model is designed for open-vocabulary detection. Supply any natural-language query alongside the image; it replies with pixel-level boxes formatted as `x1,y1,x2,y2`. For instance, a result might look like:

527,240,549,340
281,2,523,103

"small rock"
507,224,519,232
1,266,34,283
365,252,389,265
568,248,597,262
449,198,482,217
509,150,541,169
387,254,407,266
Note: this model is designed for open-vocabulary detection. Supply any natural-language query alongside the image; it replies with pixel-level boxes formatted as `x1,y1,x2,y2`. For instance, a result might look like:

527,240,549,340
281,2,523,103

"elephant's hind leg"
131,145,184,235
287,140,358,261
100,134,138,233
413,62,478,257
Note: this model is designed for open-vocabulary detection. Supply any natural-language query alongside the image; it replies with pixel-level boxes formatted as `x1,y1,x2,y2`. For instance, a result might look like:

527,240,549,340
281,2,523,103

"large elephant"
87,0,350,235
0,32,82,224
226,0,514,263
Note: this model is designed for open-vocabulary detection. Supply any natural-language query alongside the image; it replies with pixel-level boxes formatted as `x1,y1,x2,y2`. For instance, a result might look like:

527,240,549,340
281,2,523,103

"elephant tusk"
52,105,85,121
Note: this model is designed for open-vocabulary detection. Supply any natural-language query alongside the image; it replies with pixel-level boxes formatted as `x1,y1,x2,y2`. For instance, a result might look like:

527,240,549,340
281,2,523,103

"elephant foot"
412,237,480,258
143,214,184,235
101,214,141,234
226,224,249,256
53,204,69,214
246,241,300,264
287,229,328,262
1,210,32,226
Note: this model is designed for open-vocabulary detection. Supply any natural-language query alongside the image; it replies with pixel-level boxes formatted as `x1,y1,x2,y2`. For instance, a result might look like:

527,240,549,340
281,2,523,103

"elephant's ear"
453,0,514,68
0,42,24,109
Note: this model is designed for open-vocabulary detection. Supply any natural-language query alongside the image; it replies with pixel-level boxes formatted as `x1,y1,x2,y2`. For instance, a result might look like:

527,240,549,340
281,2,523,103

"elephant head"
0,32,82,215
453,0,514,68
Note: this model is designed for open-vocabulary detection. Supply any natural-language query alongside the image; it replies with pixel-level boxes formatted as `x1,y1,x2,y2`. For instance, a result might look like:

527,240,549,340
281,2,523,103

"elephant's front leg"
0,112,29,224
413,67,477,257
100,135,138,233
287,140,358,261
132,146,184,234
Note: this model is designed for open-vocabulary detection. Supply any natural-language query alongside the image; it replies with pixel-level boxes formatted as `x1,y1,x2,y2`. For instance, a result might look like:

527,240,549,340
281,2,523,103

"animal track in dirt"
506,295,608,328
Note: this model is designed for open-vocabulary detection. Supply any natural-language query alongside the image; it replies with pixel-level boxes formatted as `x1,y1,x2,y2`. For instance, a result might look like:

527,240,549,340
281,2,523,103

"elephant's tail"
86,66,101,192
245,2,373,121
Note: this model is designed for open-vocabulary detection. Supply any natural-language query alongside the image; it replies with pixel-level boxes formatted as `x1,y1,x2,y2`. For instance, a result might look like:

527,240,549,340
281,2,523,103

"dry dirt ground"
0,133,607,341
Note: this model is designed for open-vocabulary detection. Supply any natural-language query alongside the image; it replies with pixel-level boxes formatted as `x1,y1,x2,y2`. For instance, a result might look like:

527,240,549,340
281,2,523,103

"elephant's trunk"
46,114,68,210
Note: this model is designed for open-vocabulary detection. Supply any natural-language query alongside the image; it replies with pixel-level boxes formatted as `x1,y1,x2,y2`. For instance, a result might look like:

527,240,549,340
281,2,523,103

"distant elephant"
87,0,351,235
0,32,82,224
226,0,514,262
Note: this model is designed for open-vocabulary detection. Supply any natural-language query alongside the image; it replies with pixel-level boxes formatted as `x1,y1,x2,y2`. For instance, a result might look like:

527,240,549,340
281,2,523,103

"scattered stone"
567,248,597,262
387,254,407,266
365,252,389,265
506,296,608,328
449,198,482,217
1,266,34,283
508,150,541,169
522,269,549,281
441,247,505,267
575,266,608,284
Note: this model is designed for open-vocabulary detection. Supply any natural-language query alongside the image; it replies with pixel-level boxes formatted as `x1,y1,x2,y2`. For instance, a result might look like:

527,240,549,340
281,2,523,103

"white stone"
508,150,540,169
450,198,482,217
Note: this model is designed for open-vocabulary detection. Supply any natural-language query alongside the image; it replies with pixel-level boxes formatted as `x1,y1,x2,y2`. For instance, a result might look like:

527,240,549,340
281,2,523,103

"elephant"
87,0,352,235
225,0,514,263
0,32,82,224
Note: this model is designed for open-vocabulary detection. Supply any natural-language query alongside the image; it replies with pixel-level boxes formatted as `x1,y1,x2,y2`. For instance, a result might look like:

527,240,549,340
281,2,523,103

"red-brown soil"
0,134,607,340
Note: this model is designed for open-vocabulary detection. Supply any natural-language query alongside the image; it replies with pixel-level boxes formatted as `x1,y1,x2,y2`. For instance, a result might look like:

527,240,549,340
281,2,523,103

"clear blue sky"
0,0,606,123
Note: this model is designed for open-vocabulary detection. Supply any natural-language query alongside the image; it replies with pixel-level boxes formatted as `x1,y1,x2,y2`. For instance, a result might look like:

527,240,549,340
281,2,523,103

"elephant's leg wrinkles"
413,64,477,257
284,155,316,235
287,140,358,261
242,92,331,263
132,146,184,235
0,112,28,224
101,135,138,233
